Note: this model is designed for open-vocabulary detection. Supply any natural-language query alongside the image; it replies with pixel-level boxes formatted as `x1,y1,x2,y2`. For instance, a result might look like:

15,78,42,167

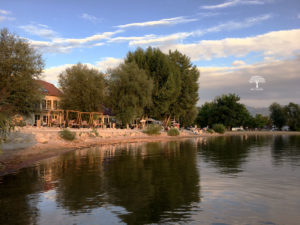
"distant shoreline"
1,128,300,176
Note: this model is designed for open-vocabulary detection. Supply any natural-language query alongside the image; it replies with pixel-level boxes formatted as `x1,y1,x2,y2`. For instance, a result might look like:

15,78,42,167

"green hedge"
59,129,76,141
167,128,180,136
212,124,226,134
143,124,161,135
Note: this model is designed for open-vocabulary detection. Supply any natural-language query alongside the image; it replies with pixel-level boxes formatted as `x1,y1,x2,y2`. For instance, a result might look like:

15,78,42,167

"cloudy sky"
1,0,300,107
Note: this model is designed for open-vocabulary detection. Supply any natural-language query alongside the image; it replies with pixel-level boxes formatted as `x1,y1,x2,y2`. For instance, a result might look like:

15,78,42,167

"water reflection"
197,135,270,174
1,135,300,225
102,142,200,224
271,135,300,166
0,141,200,225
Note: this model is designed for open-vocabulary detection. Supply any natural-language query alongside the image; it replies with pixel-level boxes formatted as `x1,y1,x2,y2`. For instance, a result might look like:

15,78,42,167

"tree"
253,114,270,129
125,47,180,123
168,50,200,127
196,94,250,129
0,28,44,115
284,102,300,131
58,63,105,112
108,62,153,125
269,103,286,129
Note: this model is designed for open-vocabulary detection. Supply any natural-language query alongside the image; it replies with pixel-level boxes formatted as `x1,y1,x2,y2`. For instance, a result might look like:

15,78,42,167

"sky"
1,0,300,107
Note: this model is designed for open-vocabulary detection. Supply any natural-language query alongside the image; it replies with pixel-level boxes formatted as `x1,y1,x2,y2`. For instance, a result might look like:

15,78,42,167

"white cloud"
42,58,123,83
0,9,11,15
128,14,271,47
96,57,123,72
201,0,265,10
0,9,15,22
28,29,123,53
19,24,57,39
116,16,197,28
198,56,300,107
298,14,300,19
81,13,101,23
232,60,246,66
42,63,98,84
129,32,191,46
161,29,300,61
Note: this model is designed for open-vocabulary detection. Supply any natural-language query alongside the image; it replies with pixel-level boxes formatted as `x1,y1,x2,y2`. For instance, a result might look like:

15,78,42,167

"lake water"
1,135,300,225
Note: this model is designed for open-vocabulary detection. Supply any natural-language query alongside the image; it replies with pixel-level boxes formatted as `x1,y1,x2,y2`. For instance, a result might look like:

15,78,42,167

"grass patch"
212,124,226,134
167,128,180,136
59,129,76,141
143,124,161,135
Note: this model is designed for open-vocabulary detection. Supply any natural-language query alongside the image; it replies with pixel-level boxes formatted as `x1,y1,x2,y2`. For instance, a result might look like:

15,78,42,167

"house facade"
26,80,63,126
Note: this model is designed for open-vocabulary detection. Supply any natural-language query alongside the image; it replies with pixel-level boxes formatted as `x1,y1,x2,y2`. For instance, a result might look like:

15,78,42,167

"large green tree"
168,50,200,126
0,28,44,115
58,63,105,112
108,62,153,124
269,103,286,129
284,102,300,131
125,47,180,122
196,94,251,128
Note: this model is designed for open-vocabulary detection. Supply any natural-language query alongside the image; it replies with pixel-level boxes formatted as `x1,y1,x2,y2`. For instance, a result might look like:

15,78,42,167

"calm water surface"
1,135,300,225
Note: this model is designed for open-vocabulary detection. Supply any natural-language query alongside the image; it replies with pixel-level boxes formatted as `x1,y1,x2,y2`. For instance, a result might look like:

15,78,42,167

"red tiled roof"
36,80,62,97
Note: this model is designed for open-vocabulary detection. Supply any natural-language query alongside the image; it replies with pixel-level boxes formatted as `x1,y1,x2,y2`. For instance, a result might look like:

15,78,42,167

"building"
26,80,63,126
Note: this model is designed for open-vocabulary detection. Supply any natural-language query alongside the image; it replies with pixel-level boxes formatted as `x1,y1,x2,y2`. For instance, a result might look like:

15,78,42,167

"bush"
59,129,76,141
143,124,161,135
0,113,14,144
207,128,214,133
212,124,226,134
168,128,180,136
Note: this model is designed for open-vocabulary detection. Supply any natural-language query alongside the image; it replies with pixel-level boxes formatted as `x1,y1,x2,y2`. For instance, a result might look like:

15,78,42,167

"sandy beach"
1,127,300,176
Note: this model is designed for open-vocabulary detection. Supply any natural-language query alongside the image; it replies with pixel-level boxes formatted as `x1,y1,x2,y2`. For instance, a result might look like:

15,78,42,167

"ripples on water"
0,135,300,225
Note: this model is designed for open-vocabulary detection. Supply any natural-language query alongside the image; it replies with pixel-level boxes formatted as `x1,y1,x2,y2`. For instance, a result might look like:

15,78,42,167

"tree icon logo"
249,76,265,91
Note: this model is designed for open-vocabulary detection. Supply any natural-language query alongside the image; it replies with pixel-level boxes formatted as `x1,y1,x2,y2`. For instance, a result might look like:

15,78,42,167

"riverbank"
1,127,300,176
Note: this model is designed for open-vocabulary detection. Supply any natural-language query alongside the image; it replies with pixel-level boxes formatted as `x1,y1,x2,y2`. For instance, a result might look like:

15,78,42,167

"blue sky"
1,0,300,106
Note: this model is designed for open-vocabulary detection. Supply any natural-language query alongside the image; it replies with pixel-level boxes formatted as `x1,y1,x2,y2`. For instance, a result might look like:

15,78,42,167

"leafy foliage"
59,63,105,112
0,113,14,144
125,47,199,125
196,94,250,128
108,62,153,124
0,28,44,115
167,128,180,136
143,124,162,135
284,103,300,131
59,129,76,141
212,124,226,134
269,103,286,129
168,50,200,127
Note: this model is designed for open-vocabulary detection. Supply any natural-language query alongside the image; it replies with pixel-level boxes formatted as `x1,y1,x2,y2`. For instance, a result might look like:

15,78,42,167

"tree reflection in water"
102,141,200,224
271,135,300,166
197,135,269,174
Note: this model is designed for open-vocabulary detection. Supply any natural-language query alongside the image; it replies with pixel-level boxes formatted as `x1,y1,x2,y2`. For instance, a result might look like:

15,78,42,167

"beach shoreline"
1,127,300,176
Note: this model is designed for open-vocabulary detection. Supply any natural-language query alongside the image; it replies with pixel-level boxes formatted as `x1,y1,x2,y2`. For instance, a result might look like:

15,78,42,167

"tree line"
59,47,200,127
0,28,199,134
196,93,300,131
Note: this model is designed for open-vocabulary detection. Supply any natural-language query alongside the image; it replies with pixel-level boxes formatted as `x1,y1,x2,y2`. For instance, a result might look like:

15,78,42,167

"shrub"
167,128,180,136
212,124,226,134
59,129,76,141
0,113,14,144
207,128,214,133
143,124,161,135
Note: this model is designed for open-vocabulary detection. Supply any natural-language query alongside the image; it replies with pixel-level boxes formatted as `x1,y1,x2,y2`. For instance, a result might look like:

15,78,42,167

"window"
53,100,58,110
47,100,51,110
42,100,46,110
